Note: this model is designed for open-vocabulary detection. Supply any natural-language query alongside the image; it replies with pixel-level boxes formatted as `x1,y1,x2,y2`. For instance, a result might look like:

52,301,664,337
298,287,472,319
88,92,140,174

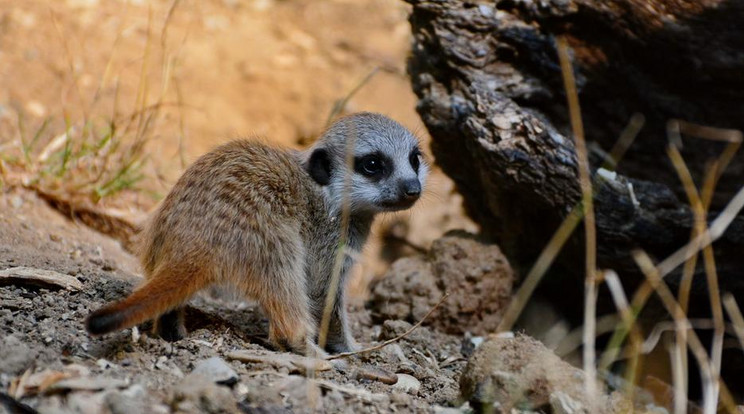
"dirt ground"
0,189,470,413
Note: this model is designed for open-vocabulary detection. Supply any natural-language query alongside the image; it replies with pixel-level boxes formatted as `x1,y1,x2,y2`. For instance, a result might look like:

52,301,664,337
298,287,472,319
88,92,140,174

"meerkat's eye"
409,149,422,172
355,154,385,178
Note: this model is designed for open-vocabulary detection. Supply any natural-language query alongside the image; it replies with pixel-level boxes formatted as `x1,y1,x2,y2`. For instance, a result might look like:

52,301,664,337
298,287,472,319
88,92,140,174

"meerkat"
85,112,428,355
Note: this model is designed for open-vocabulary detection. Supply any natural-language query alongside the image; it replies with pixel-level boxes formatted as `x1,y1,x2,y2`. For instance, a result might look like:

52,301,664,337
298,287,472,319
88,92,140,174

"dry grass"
499,38,744,412
0,2,186,209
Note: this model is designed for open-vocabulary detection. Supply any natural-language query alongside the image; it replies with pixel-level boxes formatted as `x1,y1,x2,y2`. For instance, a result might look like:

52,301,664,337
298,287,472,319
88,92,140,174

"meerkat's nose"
400,179,421,199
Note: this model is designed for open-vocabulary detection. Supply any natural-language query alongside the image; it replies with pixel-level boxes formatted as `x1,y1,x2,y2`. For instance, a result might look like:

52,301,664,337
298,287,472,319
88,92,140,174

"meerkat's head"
305,112,428,215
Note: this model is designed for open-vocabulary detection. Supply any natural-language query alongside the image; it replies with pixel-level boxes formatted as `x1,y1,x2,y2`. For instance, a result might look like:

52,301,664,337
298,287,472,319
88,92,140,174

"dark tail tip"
86,307,127,335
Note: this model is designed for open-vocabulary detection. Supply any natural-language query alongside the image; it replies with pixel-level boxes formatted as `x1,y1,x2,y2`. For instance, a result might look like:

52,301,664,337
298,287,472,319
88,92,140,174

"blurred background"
0,0,475,297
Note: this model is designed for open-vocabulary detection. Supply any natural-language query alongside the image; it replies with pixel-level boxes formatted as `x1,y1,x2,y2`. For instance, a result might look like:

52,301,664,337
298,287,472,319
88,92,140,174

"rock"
104,384,146,414
354,366,398,385
275,375,323,412
192,357,238,386
392,374,421,395
369,231,513,335
551,391,586,414
0,335,39,375
171,374,238,414
240,375,323,412
460,334,632,413
0,267,83,291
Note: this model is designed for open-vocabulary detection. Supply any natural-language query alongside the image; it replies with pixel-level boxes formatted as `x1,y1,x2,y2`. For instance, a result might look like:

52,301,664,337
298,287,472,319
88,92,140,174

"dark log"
405,0,744,319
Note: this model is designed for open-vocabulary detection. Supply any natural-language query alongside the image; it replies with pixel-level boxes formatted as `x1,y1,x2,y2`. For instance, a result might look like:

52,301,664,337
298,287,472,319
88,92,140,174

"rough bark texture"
405,0,744,320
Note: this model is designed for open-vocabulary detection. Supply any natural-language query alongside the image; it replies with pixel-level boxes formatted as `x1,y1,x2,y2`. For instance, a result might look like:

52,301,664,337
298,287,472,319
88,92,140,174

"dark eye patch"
354,152,390,180
409,148,422,173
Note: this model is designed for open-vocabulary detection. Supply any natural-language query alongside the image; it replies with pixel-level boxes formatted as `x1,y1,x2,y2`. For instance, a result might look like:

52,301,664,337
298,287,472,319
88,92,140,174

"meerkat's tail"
86,266,208,335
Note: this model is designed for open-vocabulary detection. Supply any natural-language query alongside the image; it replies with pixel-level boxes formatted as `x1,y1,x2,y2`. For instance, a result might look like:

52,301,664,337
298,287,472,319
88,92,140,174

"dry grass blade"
631,250,737,414
497,204,582,333
325,67,380,127
317,124,357,351
672,120,743,144
666,141,734,414
0,2,187,211
652,185,744,281
722,294,744,350
557,36,598,403
327,293,450,361
600,270,644,398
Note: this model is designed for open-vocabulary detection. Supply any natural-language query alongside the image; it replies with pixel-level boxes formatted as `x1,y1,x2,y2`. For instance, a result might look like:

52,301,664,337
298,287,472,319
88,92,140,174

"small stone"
10,196,23,209
97,359,116,370
392,374,420,395
460,334,631,412
105,384,146,414
171,374,238,414
551,391,585,414
192,357,239,386
390,391,411,406
354,366,398,385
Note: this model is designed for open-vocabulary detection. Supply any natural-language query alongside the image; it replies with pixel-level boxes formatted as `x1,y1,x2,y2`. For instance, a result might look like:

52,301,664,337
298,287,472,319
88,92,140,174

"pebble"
171,373,237,414
354,366,398,385
392,374,420,395
191,357,239,386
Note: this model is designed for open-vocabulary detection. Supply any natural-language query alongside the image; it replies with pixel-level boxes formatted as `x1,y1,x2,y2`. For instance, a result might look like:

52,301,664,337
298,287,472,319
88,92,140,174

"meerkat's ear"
307,148,332,186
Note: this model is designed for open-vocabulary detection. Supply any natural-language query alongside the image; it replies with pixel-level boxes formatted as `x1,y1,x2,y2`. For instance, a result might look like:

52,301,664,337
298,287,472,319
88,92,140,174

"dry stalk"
317,124,356,351
666,122,741,414
556,36,598,404
325,67,380,127
722,294,744,350
601,270,644,398
631,250,737,413
326,293,450,361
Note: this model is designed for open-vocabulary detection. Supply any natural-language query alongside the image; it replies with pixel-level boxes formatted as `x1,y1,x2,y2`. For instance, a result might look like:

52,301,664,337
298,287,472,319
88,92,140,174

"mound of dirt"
460,334,634,414
368,231,514,335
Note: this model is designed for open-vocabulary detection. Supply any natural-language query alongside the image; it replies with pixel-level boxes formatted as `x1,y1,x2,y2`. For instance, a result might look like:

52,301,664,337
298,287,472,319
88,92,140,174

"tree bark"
405,0,744,318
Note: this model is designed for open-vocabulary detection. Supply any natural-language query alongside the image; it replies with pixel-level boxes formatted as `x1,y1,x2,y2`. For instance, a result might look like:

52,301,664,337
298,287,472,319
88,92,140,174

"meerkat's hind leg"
255,255,322,357
154,307,186,342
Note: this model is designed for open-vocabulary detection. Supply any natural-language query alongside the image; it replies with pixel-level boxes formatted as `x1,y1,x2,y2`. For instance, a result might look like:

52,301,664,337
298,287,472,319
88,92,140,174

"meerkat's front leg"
321,287,357,354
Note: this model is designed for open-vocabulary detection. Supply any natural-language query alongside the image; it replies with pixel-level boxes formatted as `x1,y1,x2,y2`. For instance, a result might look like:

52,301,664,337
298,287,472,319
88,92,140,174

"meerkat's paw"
303,340,328,359
155,308,187,342
324,333,359,354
